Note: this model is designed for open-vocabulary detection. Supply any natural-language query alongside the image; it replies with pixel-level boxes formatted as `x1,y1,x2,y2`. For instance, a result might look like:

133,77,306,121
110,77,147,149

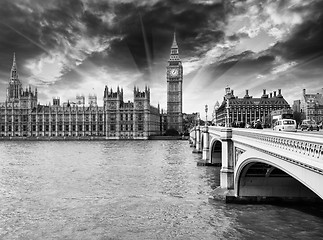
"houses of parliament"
0,34,184,139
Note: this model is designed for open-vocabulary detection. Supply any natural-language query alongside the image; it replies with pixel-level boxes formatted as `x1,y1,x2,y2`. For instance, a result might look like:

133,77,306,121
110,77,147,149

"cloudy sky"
0,0,322,117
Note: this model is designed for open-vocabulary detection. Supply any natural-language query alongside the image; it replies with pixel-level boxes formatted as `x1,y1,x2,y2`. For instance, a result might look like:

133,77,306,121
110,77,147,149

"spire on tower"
169,32,180,62
10,52,19,81
171,32,178,49
13,52,16,67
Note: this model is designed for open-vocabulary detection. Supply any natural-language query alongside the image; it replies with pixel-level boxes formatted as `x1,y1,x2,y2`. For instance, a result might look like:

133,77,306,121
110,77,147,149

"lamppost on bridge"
205,104,208,126
195,112,202,153
225,86,231,128
202,104,210,162
197,112,200,126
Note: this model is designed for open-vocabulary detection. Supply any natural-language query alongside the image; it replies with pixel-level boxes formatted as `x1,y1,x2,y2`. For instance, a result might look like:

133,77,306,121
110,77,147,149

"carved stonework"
232,130,323,174
235,147,245,166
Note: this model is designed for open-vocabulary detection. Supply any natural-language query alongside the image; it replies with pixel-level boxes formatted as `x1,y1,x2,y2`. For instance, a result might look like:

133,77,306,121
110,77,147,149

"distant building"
215,87,290,126
292,100,301,113
0,54,161,139
299,89,323,123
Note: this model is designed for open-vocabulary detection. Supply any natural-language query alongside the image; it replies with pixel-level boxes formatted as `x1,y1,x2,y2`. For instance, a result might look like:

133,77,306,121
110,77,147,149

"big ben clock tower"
166,32,183,133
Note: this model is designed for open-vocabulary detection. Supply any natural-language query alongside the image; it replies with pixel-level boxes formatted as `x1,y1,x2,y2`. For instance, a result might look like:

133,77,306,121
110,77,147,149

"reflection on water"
0,140,322,240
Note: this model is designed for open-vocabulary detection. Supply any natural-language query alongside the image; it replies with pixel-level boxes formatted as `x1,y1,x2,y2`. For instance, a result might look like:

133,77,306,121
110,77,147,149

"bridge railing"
207,127,323,171
232,129,323,160
192,126,323,161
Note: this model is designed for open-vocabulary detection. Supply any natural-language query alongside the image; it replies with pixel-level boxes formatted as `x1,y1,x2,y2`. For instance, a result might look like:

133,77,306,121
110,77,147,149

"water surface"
0,141,322,239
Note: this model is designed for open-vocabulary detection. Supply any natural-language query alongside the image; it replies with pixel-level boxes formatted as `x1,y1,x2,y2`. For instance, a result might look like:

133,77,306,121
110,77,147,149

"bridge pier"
220,128,234,189
202,125,209,162
189,127,195,147
192,125,202,153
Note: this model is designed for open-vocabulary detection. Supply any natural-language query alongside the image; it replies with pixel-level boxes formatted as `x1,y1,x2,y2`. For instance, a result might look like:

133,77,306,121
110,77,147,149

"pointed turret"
169,31,181,62
171,32,178,49
10,52,19,82
104,85,109,98
7,52,22,101
13,52,16,67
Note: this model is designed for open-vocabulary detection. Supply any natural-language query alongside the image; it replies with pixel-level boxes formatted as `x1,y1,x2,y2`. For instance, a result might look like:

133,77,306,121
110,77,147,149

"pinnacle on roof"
13,52,16,68
10,52,19,81
171,32,178,49
169,31,181,62
11,52,18,73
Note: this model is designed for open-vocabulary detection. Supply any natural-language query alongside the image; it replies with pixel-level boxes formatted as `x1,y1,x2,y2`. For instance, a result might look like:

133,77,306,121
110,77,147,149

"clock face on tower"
169,68,179,77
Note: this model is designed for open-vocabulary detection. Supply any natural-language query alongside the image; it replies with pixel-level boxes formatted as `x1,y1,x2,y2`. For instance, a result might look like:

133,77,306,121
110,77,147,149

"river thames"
0,140,322,239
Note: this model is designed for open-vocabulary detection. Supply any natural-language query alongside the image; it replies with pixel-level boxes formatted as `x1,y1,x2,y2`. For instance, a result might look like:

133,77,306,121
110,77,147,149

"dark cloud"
227,32,249,41
272,1,323,61
227,34,239,41
1,0,323,110
0,0,229,85
109,0,228,72
207,51,275,81
0,0,85,79
220,51,275,68
0,5,42,77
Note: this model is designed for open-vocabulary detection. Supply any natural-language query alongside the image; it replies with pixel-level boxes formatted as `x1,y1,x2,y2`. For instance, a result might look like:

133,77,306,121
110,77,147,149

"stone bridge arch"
234,150,322,199
209,136,222,165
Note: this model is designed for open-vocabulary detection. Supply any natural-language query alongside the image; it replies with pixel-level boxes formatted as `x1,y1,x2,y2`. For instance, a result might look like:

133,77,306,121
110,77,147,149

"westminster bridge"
190,125,323,201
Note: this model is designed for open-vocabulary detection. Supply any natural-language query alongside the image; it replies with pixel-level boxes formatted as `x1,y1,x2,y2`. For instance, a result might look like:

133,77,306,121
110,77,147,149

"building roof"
217,92,290,112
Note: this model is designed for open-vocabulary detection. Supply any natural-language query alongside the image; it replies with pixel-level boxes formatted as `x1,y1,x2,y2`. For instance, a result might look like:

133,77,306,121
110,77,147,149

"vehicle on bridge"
300,119,319,131
273,119,297,132
271,110,293,128
254,119,263,129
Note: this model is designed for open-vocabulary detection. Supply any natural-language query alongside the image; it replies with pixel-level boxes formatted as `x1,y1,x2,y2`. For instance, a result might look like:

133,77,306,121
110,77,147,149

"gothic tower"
7,53,22,102
166,32,183,133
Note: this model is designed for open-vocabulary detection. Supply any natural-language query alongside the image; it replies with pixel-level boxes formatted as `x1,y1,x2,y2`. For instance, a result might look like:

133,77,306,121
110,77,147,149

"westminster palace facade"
0,54,161,139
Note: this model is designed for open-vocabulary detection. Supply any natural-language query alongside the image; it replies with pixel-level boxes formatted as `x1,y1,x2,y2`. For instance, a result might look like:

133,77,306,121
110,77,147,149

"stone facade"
215,87,290,126
300,89,323,123
0,54,161,139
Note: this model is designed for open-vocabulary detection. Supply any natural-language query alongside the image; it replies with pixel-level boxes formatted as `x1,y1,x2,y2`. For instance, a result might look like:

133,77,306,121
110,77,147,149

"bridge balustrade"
230,129,323,172
191,126,323,161
231,130,323,160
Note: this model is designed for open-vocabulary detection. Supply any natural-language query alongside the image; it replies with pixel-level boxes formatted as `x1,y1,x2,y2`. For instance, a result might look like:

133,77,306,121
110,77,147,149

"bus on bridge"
271,109,293,127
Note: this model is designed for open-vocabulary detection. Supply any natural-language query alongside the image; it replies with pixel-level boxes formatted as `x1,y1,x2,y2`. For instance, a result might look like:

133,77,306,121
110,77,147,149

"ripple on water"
0,141,323,240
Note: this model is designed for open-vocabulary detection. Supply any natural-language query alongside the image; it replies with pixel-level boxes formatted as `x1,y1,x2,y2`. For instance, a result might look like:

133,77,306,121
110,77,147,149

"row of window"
0,123,146,132
307,110,323,115
0,133,150,138
0,113,148,120
0,115,105,122
1,125,104,132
